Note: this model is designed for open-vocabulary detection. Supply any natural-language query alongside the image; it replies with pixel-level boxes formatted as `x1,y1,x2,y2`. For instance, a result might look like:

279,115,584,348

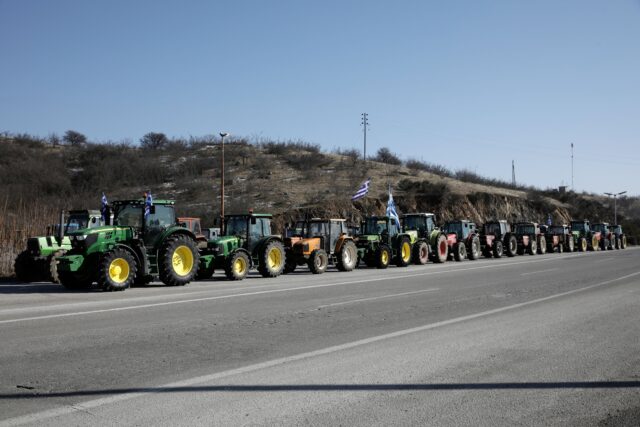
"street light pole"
219,132,229,231
604,191,627,225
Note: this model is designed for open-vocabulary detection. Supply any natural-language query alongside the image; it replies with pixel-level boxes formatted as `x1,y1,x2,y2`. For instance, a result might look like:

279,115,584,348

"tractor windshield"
403,216,427,232
307,222,328,237
114,205,143,228
571,222,588,233
363,218,388,235
483,222,502,235
592,224,607,233
225,216,248,237
443,222,463,236
548,226,565,234
514,224,535,234
65,215,90,233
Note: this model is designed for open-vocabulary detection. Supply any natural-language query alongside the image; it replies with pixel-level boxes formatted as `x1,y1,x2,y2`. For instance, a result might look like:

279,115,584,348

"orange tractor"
178,217,208,248
284,218,358,274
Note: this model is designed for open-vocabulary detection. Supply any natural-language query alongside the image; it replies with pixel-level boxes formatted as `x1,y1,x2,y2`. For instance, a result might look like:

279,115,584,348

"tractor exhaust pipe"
58,209,65,244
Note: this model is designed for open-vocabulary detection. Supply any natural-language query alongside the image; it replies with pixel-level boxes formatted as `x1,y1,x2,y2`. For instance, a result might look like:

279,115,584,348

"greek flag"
386,189,400,225
351,178,371,201
101,193,108,222
144,192,153,218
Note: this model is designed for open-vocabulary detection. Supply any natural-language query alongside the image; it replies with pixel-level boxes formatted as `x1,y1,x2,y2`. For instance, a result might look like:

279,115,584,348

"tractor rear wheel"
336,240,357,271
468,236,480,260
433,234,448,263
493,241,503,258
14,251,37,282
395,237,412,267
225,251,250,280
160,234,199,286
98,248,136,291
412,240,429,265
578,237,587,252
48,250,64,284
589,235,599,251
454,242,466,261
257,240,285,277
558,242,564,253
308,249,329,274
621,236,627,249
505,235,517,257
537,236,546,254
566,237,575,252
528,239,537,255
375,245,391,269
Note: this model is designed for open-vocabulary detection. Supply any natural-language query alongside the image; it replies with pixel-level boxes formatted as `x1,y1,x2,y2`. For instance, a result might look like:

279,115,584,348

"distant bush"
405,159,454,177
374,147,402,165
260,140,321,155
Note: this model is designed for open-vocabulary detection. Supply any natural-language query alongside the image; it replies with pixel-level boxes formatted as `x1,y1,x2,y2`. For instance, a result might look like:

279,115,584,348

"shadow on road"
4,381,640,399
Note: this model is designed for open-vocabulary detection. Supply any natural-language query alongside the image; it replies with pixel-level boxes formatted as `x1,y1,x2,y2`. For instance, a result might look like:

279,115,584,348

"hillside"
1,134,638,277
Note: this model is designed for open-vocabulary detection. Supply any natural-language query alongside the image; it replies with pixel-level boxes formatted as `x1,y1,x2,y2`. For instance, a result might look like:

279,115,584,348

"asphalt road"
0,248,639,426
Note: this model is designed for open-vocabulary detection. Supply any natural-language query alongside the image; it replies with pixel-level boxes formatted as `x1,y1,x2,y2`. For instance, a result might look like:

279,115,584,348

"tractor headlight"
74,235,86,241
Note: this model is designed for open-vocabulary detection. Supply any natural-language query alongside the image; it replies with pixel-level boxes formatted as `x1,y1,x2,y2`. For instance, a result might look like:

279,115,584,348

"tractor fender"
111,243,145,273
156,228,197,249
334,236,354,254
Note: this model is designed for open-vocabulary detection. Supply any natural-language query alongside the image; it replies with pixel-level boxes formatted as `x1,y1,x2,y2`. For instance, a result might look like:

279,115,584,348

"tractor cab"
222,213,274,254
570,220,591,235
547,225,570,235
361,216,400,241
285,220,307,238
611,225,623,236
306,219,349,254
482,220,510,238
178,217,207,247
513,222,540,236
592,223,610,234
401,213,436,236
112,199,177,247
443,220,476,240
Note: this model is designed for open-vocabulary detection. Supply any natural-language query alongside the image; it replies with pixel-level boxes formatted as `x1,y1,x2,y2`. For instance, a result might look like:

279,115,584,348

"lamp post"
604,191,626,225
219,132,229,231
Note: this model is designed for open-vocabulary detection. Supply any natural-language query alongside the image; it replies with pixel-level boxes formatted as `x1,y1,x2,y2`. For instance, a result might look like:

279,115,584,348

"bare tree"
63,130,87,146
140,132,169,149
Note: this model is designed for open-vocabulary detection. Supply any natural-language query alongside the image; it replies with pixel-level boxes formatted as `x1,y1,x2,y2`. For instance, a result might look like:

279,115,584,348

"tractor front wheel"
336,240,357,271
468,236,480,260
433,234,448,263
537,236,546,255
160,235,199,286
395,237,412,267
48,250,65,284
493,240,503,258
14,251,37,282
566,237,575,252
98,248,137,291
528,239,537,255
578,237,587,252
412,240,429,265
257,240,285,278
505,235,517,257
225,251,250,280
454,242,466,261
308,249,328,274
376,245,391,269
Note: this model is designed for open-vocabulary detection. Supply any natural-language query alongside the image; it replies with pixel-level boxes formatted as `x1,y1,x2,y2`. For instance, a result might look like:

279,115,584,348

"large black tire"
505,235,517,257
578,237,588,252
98,248,137,292
566,237,575,252
257,240,285,278
283,248,297,274
588,235,599,251
375,245,391,269
528,239,537,255
537,236,546,255
336,240,357,271
159,234,199,286
395,237,412,267
621,235,627,249
59,271,93,290
558,242,564,253
412,240,429,265
14,251,37,282
468,236,480,260
433,234,448,263
308,249,329,274
48,250,64,284
454,242,466,261
493,240,503,258
225,251,250,280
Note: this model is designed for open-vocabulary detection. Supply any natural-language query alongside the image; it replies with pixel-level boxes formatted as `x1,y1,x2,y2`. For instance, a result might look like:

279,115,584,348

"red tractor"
442,220,481,261
479,220,518,258
592,223,616,250
512,222,546,255
543,224,574,253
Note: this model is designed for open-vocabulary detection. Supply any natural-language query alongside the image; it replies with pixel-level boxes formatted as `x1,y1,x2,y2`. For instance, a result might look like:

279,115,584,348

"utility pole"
511,160,516,186
219,132,229,231
361,113,369,161
604,191,627,225
571,143,574,190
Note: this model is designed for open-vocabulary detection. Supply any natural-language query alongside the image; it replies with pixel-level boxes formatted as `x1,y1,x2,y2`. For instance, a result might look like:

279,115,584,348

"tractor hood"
356,234,380,244
207,235,241,254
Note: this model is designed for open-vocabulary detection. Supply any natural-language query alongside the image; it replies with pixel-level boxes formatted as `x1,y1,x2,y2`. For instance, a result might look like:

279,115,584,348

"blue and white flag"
547,213,552,226
144,192,153,218
386,188,400,225
351,178,371,201
101,193,108,222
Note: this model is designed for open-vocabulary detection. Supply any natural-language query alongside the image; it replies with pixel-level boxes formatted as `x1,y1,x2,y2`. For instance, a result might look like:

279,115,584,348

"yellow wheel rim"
268,248,282,269
381,250,389,264
109,258,130,284
172,245,194,277
233,257,247,275
581,240,587,251
401,242,411,262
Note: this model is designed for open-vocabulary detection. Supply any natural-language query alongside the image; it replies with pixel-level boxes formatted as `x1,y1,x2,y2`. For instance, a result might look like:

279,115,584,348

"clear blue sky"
1,0,639,195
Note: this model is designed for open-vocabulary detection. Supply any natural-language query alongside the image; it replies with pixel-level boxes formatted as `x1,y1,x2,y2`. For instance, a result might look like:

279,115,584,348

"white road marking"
520,268,558,276
317,288,439,308
3,270,638,427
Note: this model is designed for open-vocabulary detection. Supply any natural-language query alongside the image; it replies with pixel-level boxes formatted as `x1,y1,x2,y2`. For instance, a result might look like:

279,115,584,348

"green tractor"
197,212,286,281
14,210,104,283
401,213,449,263
56,199,200,291
569,220,600,252
355,215,416,268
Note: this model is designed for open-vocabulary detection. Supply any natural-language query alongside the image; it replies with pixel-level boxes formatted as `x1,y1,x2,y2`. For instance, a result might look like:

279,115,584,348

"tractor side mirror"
251,217,257,225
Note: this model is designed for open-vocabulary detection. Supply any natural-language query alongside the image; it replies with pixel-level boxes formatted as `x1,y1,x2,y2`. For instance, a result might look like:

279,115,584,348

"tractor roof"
401,213,435,217
445,219,473,224
309,218,346,222
226,213,272,218
570,219,590,224
485,219,508,224
514,221,538,226
112,199,175,206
